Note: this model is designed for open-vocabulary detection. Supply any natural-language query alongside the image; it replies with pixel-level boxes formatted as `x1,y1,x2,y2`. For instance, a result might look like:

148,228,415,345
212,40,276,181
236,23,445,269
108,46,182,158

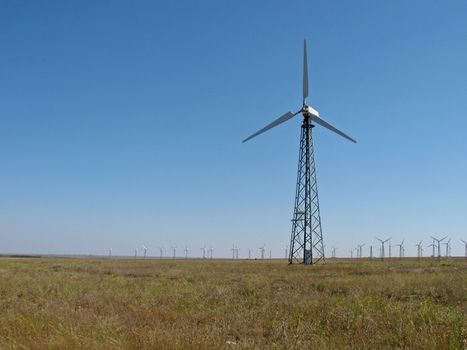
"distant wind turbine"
375,237,391,260
331,247,337,258
200,246,207,259
461,240,467,258
258,245,266,259
430,236,447,259
415,241,423,259
357,244,365,259
209,246,214,259
395,240,404,259
427,242,436,258
442,239,451,257
157,246,164,259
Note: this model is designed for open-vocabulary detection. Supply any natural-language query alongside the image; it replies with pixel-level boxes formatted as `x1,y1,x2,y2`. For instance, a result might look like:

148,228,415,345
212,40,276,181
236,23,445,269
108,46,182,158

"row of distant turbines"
108,244,271,260
109,246,212,259
331,237,467,259
107,238,467,259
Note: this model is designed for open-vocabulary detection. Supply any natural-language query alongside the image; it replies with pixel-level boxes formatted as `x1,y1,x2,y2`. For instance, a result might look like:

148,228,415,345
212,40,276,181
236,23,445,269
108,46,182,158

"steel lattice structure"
289,116,324,264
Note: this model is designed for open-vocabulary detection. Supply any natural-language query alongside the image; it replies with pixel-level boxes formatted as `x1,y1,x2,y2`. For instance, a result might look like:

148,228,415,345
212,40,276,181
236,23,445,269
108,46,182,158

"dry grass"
0,257,465,349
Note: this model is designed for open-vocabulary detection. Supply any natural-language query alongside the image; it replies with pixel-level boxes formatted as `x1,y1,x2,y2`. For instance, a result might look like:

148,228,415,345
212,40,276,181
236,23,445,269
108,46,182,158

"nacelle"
303,105,320,117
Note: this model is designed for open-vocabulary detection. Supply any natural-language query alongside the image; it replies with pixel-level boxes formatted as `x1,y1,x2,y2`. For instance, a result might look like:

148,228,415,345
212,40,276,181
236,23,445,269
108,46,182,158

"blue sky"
1,0,466,258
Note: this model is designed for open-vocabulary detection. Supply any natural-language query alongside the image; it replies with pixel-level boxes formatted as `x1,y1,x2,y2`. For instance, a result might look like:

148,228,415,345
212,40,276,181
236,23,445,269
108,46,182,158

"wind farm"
1,1,467,349
1,37,466,348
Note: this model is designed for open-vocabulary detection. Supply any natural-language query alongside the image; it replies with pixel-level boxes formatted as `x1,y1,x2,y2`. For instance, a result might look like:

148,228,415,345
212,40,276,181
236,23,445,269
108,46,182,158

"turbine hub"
302,105,320,118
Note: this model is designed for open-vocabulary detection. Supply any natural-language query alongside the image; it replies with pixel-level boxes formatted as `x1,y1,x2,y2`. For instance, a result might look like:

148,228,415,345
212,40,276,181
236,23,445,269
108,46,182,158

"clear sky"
1,0,466,258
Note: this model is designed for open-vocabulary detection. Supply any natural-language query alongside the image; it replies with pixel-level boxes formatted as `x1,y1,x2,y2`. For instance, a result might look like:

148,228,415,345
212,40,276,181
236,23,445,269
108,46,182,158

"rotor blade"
303,39,308,103
242,111,298,143
310,115,357,143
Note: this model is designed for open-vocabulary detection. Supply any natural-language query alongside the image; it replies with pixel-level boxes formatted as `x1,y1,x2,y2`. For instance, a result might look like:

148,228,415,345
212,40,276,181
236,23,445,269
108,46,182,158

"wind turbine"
184,246,189,259
285,246,288,260
388,240,392,259
331,247,337,258
242,40,356,265
200,246,207,259
357,244,365,259
395,240,404,259
375,237,391,260
157,246,164,259
369,245,373,259
231,244,236,259
442,239,451,257
415,241,423,259
208,246,214,259
134,248,138,259
248,248,252,260
171,246,177,259
142,245,147,260
461,240,467,258
259,245,266,259
430,236,446,259
109,248,112,259
427,242,436,258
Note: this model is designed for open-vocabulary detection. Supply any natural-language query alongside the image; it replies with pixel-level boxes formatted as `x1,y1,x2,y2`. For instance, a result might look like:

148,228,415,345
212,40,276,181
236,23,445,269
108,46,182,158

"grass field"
0,257,465,349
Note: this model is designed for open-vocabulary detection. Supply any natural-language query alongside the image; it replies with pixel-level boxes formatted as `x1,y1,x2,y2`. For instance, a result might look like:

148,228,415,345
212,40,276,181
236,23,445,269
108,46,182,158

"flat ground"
0,258,465,349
